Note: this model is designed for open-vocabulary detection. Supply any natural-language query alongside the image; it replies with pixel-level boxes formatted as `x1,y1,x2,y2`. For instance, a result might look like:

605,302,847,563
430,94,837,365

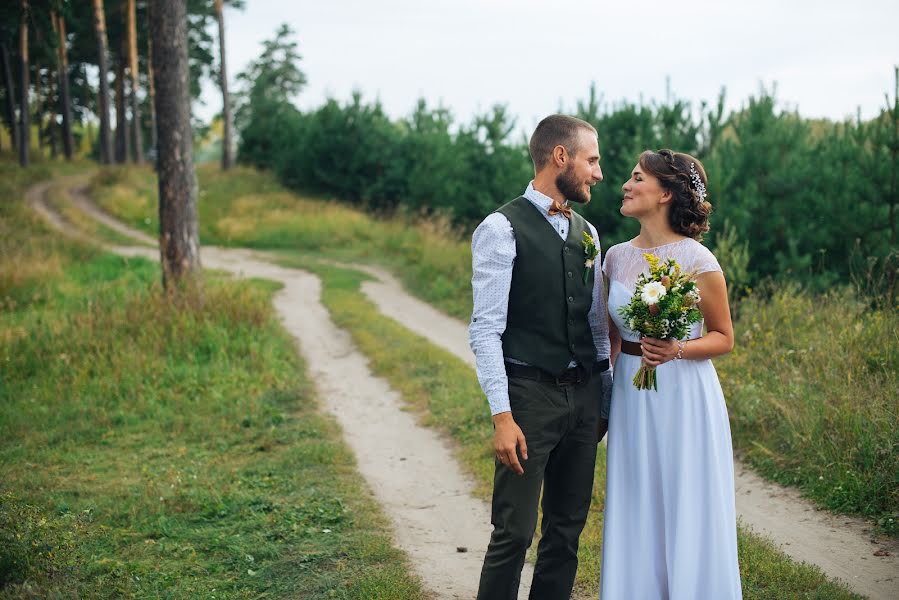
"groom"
469,114,612,599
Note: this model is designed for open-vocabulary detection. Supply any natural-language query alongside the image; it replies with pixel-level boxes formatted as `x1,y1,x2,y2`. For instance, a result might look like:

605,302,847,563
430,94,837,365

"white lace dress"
600,238,742,599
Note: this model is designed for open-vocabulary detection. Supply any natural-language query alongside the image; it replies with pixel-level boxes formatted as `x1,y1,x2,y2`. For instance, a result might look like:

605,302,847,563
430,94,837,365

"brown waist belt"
620,339,698,357
620,340,643,356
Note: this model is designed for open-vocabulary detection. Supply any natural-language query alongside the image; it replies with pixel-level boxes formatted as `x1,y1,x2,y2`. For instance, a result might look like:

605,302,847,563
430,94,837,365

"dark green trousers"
477,369,608,600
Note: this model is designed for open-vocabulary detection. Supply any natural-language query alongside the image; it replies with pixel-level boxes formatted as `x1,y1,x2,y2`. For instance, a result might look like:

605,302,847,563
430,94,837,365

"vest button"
568,319,574,326
567,271,573,278
567,296,574,303
564,247,571,254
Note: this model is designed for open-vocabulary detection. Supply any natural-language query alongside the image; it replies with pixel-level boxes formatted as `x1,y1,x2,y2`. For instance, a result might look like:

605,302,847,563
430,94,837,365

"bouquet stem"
632,364,658,391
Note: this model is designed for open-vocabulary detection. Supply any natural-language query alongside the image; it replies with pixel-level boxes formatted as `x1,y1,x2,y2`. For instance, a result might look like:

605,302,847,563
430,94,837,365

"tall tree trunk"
1,42,18,152
113,37,128,164
149,0,201,288
47,66,58,158
51,9,74,160
92,0,112,163
146,20,157,163
127,0,143,163
18,0,29,167
214,0,232,170
33,61,43,156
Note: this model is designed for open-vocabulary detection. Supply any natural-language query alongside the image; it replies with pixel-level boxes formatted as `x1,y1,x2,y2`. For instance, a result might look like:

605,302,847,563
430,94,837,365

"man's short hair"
528,115,597,171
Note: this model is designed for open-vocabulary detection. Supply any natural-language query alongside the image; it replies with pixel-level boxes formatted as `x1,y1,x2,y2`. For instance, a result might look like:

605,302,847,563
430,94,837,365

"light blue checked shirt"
469,182,610,415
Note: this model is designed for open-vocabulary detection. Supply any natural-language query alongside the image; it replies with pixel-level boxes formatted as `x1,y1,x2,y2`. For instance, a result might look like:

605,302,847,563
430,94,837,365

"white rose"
641,281,667,305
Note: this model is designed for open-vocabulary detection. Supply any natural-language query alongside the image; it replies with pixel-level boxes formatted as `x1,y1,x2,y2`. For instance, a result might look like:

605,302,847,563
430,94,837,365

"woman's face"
620,163,668,218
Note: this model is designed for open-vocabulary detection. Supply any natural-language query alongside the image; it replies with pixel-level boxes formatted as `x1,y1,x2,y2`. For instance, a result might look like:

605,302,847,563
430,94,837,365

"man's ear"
552,144,567,168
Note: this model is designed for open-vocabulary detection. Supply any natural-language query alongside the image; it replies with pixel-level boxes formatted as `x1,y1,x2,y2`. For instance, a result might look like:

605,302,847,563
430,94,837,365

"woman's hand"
640,337,679,367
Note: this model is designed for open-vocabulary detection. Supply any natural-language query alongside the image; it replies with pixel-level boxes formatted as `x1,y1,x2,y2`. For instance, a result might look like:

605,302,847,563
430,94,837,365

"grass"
718,287,899,536
43,176,145,247
0,155,425,599
89,163,899,540
89,164,473,320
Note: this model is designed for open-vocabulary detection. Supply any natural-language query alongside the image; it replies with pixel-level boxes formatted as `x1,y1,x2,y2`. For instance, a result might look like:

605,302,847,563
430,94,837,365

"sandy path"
27,178,534,600
32,177,899,599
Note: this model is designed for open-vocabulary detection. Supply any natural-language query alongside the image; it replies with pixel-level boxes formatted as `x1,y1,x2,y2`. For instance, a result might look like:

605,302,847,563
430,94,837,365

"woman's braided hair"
638,149,712,241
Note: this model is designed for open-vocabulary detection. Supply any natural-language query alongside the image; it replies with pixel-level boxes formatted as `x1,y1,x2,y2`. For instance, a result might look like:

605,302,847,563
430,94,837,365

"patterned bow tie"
548,199,572,219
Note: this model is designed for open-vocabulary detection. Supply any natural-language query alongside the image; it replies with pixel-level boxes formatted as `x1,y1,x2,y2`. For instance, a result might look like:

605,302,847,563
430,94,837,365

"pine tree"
92,0,112,163
149,0,201,288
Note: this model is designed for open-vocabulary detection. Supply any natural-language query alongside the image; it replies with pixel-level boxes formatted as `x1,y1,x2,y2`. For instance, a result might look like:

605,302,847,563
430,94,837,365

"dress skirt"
599,351,742,599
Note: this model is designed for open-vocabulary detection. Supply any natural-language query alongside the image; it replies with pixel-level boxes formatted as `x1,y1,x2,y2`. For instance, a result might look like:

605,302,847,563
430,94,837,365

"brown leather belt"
620,340,643,356
621,339,698,357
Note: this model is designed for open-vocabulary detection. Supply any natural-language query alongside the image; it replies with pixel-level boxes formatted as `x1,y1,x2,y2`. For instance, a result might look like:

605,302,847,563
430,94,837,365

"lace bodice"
603,238,722,342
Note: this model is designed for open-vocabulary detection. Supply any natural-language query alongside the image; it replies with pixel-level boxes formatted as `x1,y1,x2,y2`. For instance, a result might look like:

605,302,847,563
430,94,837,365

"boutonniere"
582,231,599,284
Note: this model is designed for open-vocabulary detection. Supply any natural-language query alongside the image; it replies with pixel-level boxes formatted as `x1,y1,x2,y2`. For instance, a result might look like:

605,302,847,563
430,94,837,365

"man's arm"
469,213,528,475
586,222,610,362
469,213,516,415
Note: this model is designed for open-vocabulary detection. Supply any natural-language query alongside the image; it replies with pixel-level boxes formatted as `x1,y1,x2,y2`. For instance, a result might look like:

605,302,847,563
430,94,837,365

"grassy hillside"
90,164,473,320
0,157,424,599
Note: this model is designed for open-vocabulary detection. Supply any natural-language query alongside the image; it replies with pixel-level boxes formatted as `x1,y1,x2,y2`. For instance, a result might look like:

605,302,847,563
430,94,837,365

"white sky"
196,0,899,133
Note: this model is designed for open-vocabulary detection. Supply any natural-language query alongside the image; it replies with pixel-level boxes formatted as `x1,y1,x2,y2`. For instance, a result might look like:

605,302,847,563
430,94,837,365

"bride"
600,149,742,598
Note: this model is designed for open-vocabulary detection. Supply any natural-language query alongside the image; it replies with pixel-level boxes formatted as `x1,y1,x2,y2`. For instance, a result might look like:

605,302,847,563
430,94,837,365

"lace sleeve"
693,243,723,276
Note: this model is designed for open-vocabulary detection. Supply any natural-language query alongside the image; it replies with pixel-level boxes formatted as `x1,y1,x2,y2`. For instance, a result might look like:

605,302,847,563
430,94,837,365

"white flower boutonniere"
582,231,599,284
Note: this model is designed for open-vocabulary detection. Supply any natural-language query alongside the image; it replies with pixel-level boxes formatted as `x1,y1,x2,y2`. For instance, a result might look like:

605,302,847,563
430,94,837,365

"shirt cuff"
489,396,511,416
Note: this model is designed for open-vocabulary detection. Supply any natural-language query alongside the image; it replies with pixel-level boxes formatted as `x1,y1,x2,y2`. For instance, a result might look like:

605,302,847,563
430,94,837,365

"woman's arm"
639,271,734,366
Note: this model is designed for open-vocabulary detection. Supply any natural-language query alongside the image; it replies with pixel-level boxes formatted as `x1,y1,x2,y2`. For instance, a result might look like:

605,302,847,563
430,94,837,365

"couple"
469,115,742,599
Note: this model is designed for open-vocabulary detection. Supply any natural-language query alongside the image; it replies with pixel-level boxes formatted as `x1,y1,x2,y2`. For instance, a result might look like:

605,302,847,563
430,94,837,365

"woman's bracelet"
675,339,686,360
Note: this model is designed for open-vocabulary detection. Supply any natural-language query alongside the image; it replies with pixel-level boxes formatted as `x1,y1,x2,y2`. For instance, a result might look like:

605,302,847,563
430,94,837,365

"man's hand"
597,417,608,443
492,412,528,475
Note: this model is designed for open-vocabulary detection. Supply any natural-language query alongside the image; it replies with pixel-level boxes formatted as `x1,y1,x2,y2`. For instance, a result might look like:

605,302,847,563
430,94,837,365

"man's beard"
556,164,591,205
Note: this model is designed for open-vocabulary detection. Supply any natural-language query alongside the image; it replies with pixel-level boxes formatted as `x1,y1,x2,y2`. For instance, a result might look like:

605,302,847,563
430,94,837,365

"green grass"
43,176,147,247
89,164,474,320
89,163,899,539
0,155,425,599
718,287,899,536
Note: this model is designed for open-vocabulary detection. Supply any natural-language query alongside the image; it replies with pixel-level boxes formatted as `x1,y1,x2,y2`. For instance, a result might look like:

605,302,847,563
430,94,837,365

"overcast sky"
197,0,898,134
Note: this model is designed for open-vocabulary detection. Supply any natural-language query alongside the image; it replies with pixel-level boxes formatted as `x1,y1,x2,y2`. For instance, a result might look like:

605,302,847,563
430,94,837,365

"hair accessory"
689,163,707,202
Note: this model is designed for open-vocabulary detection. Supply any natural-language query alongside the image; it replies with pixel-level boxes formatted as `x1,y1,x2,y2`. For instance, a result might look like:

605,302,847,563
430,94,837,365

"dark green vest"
497,196,596,375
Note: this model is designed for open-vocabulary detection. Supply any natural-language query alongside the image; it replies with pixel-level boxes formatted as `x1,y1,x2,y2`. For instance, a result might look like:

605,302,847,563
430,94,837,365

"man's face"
556,129,603,205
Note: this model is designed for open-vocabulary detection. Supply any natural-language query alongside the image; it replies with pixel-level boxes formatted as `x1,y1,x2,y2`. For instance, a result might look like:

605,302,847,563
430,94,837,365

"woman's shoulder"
680,238,722,274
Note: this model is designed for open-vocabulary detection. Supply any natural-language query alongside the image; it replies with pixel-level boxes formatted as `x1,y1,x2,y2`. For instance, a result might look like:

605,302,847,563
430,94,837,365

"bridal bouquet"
618,253,703,390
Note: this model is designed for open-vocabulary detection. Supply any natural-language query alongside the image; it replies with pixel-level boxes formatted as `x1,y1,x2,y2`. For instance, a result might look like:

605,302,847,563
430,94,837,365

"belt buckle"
555,367,581,386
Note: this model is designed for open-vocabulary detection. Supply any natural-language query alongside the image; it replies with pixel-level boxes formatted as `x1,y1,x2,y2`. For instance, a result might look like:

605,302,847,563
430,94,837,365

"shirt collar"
523,181,566,217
